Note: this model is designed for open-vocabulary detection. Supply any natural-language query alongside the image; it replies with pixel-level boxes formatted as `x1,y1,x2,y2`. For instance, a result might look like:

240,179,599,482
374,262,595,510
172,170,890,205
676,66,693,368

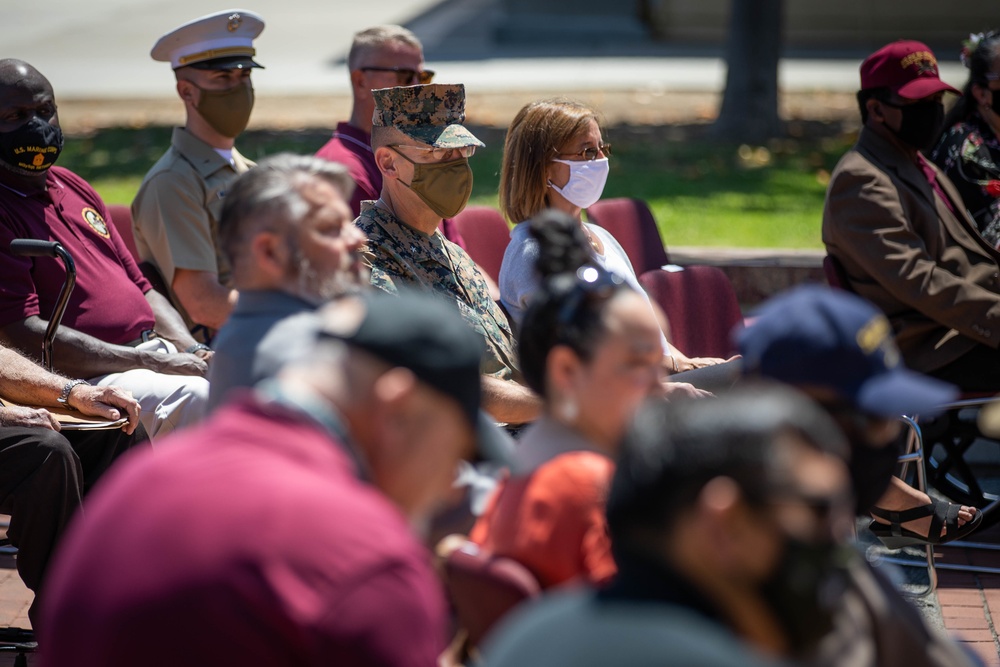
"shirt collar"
0,168,60,202
361,201,451,266
253,379,368,479
333,122,373,153
172,127,239,178
600,550,727,625
513,416,606,474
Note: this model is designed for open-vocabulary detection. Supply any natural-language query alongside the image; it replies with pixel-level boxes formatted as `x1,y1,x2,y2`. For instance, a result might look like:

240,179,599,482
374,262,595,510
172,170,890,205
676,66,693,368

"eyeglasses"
556,265,624,331
359,66,435,85
554,144,611,161
388,144,476,162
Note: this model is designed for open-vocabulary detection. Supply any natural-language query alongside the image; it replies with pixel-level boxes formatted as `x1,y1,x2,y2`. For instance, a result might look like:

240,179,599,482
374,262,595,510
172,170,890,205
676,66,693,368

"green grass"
66,123,856,249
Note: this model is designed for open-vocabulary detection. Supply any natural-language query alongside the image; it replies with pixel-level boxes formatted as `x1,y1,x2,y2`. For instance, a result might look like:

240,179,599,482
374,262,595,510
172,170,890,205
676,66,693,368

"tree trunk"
713,0,784,143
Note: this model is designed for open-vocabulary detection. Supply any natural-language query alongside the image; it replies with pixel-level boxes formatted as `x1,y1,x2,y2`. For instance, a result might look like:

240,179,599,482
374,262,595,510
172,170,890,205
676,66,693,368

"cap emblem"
857,315,899,367
900,50,936,72
81,208,110,239
227,13,242,32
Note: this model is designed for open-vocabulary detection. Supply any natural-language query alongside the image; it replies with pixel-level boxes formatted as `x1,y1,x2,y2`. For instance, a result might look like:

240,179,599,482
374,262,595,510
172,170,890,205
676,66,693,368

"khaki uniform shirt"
131,127,253,328
356,201,520,381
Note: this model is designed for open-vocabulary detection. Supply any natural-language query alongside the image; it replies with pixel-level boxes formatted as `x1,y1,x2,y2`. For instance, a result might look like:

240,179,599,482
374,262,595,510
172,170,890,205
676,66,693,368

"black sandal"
868,501,983,549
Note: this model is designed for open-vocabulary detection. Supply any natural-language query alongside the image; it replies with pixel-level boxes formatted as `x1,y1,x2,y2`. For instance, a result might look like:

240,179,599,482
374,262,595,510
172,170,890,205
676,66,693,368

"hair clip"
961,32,986,68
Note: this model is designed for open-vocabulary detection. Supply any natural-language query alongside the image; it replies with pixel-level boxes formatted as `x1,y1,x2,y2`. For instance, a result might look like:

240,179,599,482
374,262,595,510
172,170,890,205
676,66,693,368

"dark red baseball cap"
860,40,959,99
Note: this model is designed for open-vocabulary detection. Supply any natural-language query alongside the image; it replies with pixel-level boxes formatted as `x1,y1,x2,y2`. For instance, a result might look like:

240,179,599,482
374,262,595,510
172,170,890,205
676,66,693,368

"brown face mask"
194,79,254,138
392,149,474,219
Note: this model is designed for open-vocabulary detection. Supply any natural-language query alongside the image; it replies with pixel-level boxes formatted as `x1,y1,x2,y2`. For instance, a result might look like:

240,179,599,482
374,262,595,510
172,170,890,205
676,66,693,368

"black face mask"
990,89,1000,116
758,536,853,655
885,99,944,151
848,438,902,515
0,116,63,176
831,412,904,515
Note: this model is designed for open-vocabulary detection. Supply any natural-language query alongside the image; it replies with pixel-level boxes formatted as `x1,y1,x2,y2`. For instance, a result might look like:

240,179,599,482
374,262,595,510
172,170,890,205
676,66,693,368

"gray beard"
293,255,365,305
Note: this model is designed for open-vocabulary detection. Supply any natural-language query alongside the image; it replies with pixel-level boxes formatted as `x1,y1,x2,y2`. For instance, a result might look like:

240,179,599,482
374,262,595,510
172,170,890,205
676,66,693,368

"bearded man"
205,154,367,412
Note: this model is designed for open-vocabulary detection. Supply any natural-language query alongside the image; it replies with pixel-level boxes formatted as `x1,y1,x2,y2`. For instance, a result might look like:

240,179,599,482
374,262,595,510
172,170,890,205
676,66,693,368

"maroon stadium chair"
452,206,511,285
106,204,170,297
586,197,670,274
107,204,140,262
442,540,540,650
638,266,743,359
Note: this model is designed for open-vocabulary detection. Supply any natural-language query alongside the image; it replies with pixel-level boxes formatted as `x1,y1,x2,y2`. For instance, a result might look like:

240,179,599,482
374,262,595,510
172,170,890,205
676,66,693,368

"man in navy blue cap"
132,9,265,337
738,285,978,667
739,284,978,545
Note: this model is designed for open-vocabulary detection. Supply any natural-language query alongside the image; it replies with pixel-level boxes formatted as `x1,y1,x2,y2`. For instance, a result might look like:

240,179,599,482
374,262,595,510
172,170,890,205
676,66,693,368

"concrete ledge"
669,247,826,310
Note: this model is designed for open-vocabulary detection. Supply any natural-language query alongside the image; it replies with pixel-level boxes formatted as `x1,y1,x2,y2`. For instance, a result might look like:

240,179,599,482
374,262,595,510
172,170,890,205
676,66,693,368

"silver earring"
559,398,578,423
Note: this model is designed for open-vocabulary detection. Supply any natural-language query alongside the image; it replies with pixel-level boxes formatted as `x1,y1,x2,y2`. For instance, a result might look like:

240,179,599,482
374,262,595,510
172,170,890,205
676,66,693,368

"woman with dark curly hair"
930,31,1000,246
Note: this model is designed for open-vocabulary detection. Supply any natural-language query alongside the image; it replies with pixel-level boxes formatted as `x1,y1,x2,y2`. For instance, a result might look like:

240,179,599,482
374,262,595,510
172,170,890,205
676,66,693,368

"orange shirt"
470,450,616,589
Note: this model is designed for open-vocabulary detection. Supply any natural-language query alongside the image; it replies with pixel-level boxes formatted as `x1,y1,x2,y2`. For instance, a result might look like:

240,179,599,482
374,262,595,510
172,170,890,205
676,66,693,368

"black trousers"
671,358,742,393
0,423,149,625
926,343,1000,393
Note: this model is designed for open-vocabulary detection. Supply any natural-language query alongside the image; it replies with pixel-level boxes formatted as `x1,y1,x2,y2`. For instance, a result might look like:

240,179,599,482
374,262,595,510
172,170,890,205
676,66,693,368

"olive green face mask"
392,149,474,219
194,80,254,138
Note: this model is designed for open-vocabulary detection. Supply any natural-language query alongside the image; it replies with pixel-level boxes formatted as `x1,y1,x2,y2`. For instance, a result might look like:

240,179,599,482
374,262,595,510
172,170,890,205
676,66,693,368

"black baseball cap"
319,289,514,465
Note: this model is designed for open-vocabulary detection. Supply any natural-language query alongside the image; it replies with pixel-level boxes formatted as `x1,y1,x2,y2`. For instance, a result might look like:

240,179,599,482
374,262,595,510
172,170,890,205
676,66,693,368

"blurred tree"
713,0,784,142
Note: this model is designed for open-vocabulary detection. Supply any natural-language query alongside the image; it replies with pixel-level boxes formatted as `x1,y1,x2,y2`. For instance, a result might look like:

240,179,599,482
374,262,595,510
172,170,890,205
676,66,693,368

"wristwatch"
57,379,90,409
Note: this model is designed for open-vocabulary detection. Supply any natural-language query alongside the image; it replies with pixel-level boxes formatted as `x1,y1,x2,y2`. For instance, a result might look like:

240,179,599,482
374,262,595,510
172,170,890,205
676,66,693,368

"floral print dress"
930,113,1000,247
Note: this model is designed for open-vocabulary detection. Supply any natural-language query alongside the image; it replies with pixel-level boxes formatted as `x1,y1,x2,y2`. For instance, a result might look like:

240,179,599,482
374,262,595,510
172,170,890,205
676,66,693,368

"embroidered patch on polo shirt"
81,207,110,238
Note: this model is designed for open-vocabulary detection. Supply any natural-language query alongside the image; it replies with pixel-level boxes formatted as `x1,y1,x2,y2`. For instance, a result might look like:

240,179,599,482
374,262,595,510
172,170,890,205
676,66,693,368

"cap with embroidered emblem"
860,40,958,99
737,285,957,417
372,84,484,149
152,9,265,70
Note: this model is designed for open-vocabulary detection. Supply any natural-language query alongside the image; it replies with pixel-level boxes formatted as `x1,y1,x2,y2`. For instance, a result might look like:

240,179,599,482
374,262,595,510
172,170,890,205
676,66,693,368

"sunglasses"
360,66,435,85
554,143,611,161
556,265,624,331
388,144,477,162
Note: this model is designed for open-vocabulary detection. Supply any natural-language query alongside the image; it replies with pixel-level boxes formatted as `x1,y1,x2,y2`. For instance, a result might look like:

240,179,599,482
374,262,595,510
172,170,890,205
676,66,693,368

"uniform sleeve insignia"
81,207,110,238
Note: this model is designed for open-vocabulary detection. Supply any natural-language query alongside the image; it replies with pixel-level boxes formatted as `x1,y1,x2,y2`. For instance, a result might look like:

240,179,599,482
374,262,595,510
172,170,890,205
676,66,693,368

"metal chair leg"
891,404,1000,577
876,415,937,593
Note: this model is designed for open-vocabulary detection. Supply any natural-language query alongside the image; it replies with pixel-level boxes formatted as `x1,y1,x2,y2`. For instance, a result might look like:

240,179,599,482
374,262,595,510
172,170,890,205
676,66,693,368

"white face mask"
548,157,610,209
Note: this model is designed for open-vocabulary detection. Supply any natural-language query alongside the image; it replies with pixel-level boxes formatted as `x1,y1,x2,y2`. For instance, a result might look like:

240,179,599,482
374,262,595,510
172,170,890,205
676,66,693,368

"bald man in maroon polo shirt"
0,59,209,438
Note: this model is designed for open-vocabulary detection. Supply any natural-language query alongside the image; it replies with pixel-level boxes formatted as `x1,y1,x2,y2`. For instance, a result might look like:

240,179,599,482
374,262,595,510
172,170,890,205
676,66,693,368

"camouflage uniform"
359,83,519,381
371,84,485,149
357,202,519,381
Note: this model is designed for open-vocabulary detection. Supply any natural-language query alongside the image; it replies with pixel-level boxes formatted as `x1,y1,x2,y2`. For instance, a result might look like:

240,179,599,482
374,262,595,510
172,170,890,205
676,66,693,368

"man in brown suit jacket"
823,40,1000,390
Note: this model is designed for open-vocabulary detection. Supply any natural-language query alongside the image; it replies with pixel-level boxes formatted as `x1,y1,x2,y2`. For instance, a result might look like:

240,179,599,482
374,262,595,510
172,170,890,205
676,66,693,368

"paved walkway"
3,0,969,101
935,523,1000,667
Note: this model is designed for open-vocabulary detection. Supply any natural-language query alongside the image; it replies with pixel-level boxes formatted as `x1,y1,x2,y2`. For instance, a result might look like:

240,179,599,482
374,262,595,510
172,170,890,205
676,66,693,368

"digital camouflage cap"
372,84,485,149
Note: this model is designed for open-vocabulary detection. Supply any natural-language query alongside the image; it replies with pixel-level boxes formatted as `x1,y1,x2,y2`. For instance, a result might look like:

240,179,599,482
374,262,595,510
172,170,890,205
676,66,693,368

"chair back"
443,542,540,649
106,204,171,297
639,266,743,358
823,254,852,292
451,207,511,284
586,198,669,274
106,204,140,262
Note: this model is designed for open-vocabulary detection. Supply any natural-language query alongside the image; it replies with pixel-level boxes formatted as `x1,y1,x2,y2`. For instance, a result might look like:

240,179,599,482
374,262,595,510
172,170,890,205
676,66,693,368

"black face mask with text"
0,117,64,176
884,99,944,152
